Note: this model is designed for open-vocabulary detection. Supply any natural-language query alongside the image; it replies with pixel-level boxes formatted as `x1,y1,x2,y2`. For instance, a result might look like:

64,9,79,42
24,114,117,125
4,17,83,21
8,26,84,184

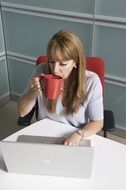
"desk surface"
0,118,126,190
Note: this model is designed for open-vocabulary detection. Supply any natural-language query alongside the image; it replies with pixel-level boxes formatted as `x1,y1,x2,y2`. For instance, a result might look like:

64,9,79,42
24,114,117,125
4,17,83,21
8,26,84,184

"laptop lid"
0,137,94,178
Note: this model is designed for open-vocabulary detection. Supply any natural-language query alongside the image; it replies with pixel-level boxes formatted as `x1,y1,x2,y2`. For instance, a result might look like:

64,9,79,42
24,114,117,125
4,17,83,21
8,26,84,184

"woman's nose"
53,62,60,73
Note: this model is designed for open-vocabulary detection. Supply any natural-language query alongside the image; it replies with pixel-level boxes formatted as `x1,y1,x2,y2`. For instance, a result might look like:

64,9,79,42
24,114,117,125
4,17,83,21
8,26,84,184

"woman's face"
48,59,76,79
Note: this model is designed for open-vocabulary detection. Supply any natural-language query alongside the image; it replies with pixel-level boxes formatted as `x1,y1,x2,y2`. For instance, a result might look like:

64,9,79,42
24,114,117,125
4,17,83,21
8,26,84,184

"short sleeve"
86,73,104,121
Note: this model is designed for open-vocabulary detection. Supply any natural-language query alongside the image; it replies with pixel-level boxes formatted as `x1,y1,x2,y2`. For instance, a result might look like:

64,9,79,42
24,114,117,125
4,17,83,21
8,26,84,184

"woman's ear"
73,60,77,68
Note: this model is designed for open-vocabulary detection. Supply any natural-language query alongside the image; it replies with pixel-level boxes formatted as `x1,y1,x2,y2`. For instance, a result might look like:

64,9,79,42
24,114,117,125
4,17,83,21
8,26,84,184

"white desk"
0,118,126,190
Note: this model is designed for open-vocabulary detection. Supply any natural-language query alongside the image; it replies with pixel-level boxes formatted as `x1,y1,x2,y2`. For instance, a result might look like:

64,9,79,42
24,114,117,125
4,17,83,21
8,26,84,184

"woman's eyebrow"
48,59,66,63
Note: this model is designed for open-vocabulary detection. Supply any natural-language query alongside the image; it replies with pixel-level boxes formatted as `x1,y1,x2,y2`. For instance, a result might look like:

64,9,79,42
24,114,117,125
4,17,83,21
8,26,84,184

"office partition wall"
0,5,9,104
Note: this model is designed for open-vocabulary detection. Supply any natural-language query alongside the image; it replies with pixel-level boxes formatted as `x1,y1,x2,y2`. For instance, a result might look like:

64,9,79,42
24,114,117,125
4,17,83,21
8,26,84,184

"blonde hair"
46,29,86,115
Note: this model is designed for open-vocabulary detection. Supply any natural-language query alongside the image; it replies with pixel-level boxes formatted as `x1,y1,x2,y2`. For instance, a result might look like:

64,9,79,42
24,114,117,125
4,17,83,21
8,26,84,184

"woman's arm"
18,77,41,117
79,120,103,138
64,120,103,145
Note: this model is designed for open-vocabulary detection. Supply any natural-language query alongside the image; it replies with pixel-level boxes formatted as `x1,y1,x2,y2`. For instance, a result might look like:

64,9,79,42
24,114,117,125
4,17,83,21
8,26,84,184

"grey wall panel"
104,83,126,129
0,58,9,96
0,8,8,103
2,11,92,57
95,0,126,18
7,58,34,94
0,10,5,52
92,25,126,79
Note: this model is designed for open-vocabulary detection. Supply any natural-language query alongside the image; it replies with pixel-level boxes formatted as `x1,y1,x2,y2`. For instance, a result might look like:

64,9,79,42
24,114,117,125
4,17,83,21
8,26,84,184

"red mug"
40,74,63,100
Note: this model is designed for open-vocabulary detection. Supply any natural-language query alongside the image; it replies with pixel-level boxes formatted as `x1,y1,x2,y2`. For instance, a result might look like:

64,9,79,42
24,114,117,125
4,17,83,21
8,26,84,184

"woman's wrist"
76,130,84,141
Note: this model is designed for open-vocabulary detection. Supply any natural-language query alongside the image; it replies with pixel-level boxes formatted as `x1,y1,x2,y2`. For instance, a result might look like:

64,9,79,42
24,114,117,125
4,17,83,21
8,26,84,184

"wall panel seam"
105,74,126,87
95,15,126,24
2,6,93,24
94,21,126,29
0,51,5,60
105,79,126,88
7,51,35,65
2,2,126,26
1,2,93,17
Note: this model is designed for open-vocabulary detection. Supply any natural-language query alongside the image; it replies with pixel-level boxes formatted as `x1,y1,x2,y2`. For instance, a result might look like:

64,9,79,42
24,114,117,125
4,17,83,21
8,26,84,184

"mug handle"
39,74,45,91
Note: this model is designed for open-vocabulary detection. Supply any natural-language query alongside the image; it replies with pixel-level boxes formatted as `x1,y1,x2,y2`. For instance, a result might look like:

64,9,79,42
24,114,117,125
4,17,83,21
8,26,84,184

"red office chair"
18,56,115,137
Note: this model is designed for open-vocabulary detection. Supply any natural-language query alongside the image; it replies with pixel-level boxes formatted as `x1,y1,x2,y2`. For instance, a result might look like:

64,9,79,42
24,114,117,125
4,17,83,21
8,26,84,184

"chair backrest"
86,57,104,94
36,55,48,65
36,55,105,94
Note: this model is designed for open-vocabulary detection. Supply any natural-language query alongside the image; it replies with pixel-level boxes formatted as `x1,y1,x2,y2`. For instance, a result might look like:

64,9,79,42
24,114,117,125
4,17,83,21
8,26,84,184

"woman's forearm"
18,89,38,117
81,120,103,138
64,120,103,145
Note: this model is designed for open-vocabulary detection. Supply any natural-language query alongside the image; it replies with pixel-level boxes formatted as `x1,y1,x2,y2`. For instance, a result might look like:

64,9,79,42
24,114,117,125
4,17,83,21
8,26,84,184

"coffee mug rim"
40,74,63,80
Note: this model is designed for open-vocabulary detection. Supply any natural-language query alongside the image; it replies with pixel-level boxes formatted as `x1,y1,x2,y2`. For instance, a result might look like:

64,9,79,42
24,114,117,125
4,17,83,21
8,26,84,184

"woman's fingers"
63,132,81,146
30,77,41,94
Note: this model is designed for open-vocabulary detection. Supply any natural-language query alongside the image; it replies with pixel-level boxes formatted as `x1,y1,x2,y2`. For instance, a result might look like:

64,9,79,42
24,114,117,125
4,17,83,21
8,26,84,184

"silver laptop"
0,136,94,178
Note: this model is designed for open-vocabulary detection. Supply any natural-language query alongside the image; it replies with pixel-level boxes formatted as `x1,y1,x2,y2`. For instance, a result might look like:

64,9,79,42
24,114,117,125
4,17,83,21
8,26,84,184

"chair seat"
17,107,35,126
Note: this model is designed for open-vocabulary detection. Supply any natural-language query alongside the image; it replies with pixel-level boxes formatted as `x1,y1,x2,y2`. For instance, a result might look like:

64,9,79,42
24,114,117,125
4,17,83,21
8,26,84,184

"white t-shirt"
24,63,103,128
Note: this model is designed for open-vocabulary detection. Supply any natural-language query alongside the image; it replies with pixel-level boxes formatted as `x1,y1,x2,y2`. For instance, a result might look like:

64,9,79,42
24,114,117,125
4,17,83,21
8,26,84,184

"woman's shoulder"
85,70,101,88
86,70,99,80
85,70,102,94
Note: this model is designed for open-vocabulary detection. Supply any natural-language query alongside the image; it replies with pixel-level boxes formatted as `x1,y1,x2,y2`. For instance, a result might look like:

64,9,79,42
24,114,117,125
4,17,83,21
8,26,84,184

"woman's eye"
49,61,67,67
59,62,67,66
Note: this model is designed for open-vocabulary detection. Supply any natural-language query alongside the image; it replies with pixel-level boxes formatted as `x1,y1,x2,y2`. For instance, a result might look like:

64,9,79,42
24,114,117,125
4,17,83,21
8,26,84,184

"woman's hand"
63,132,81,146
18,76,41,117
30,77,41,97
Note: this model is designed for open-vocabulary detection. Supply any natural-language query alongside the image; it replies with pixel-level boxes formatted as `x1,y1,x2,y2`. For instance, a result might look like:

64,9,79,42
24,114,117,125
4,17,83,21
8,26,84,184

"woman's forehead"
49,49,69,61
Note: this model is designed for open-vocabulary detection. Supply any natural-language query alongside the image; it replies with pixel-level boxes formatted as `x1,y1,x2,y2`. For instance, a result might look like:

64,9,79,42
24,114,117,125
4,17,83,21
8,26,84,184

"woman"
18,29,103,145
